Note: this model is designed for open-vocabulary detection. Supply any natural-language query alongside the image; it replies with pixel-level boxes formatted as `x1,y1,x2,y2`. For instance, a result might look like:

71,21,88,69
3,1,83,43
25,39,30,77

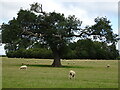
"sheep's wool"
69,70,75,79
20,65,27,69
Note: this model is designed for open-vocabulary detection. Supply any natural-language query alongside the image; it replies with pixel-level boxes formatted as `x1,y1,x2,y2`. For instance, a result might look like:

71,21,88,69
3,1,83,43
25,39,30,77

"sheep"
19,65,27,70
69,70,76,79
106,64,110,68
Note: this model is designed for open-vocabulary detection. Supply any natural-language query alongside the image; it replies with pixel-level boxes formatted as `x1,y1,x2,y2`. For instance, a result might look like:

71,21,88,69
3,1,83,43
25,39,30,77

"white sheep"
19,65,27,70
106,64,110,68
69,70,76,79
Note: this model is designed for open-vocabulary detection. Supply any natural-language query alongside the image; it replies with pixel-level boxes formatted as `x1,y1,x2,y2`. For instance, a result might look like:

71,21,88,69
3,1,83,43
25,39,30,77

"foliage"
69,39,119,59
87,17,119,43
6,48,53,59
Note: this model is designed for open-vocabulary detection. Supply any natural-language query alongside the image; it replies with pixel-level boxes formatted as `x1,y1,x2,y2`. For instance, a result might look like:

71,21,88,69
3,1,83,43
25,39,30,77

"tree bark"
51,47,62,67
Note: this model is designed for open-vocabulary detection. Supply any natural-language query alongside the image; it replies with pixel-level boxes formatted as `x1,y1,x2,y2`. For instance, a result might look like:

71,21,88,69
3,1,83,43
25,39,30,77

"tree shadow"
27,64,93,69
28,64,51,67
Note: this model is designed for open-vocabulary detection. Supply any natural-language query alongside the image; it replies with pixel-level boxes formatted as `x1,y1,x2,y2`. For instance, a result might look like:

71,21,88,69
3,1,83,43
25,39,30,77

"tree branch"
21,28,91,40
30,2,46,15
21,28,45,38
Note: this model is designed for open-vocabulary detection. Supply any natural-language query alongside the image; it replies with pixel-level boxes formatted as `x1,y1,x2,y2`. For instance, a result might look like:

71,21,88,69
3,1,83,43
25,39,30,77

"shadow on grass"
27,64,93,69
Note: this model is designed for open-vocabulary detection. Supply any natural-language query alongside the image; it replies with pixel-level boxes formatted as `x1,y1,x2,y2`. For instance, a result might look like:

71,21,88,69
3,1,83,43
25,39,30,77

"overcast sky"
0,0,119,55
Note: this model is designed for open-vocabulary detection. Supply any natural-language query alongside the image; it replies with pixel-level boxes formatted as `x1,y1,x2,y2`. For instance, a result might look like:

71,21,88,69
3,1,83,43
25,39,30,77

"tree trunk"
51,48,62,67
52,54,62,67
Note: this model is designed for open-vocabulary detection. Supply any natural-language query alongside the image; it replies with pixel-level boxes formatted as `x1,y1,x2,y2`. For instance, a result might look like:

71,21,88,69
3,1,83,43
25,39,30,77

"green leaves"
90,17,118,43
2,19,22,43
67,39,119,59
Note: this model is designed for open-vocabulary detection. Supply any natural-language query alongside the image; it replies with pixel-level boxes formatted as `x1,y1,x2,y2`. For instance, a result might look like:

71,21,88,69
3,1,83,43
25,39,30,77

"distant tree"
69,39,119,59
87,17,119,44
85,17,119,58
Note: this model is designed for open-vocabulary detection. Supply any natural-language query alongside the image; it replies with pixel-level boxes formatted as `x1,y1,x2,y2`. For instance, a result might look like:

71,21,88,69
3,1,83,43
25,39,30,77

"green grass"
2,57,118,88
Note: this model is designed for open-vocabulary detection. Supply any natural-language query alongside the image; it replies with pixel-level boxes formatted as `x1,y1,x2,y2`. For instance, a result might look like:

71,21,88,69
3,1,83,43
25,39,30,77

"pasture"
2,57,118,88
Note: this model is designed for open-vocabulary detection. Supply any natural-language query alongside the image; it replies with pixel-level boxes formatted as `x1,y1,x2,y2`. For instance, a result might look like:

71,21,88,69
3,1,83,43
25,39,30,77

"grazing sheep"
69,70,76,79
19,65,27,70
106,64,110,68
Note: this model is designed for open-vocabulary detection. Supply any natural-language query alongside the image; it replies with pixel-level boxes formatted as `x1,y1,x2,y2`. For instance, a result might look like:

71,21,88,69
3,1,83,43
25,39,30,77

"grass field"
2,57,118,88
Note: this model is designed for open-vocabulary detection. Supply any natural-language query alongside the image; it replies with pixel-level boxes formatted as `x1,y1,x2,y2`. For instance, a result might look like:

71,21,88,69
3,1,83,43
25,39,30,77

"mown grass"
2,57,118,88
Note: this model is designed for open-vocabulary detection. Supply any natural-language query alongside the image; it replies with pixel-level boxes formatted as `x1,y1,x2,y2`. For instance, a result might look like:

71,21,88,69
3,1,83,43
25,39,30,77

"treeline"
64,39,119,59
7,48,53,59
6,39,119,59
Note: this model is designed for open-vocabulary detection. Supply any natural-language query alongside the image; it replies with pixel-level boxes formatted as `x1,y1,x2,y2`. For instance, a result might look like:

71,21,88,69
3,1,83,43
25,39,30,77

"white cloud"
60,5,95,26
